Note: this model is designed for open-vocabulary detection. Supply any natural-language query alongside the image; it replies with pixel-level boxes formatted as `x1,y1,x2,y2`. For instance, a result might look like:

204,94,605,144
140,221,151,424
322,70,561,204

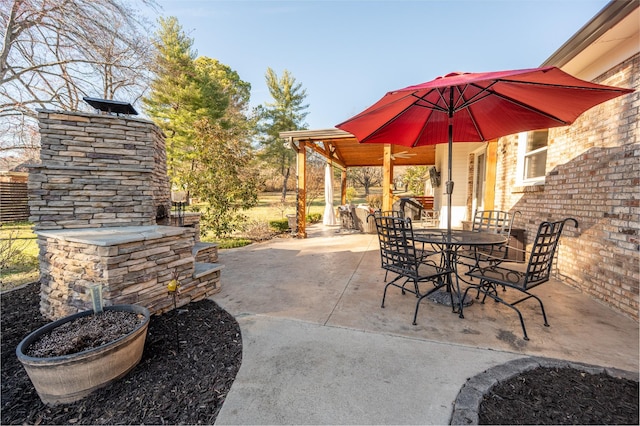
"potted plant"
16,295,150,405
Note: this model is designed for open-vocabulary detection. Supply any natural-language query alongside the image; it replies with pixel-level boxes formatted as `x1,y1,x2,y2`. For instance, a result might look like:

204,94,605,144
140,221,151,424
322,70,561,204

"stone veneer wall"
494,54,639,320
29,110,222,320
29,110,171,230
37,226,221,319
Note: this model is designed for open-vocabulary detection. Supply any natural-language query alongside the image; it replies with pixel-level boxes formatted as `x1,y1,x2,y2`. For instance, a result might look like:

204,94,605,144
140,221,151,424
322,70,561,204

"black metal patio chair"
370,210,444,275
372,213,453,325
456,209,520,273
459,217,578,340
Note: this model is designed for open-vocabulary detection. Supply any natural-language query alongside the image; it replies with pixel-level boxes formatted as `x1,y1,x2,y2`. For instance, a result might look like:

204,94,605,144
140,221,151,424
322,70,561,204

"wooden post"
297,141,307,238
382,144,393,211
485,140,498,210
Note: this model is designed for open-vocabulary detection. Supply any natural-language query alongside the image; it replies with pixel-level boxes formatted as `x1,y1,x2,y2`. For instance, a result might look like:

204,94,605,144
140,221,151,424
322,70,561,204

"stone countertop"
36,226,188,246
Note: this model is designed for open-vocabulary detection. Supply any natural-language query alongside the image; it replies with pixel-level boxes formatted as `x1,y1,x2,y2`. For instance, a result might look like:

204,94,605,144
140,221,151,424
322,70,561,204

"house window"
517,130,548,185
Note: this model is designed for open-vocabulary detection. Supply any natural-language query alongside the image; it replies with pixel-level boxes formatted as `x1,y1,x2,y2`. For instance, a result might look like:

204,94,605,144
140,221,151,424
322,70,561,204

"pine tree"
144,17,220,189
144,17,258,237
258,68,309,201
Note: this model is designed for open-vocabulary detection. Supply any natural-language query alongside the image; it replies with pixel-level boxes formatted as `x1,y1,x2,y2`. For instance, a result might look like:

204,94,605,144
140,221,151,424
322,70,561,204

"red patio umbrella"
336,66,633,233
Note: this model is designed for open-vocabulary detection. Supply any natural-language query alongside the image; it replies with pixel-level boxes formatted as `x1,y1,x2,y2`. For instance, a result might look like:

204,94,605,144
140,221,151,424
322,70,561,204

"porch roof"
279,128,435,168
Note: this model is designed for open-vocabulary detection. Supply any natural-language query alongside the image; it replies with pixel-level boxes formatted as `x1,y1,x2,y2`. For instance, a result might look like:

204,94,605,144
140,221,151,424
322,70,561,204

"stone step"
192,262,224,280
192,242,219,263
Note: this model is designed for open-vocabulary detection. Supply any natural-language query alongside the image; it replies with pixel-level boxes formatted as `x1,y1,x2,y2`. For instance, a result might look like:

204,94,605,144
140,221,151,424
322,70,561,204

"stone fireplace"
29,110,222,320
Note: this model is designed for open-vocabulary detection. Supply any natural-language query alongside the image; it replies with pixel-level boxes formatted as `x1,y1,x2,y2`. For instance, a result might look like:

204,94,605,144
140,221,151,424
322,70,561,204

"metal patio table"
411,229,508,314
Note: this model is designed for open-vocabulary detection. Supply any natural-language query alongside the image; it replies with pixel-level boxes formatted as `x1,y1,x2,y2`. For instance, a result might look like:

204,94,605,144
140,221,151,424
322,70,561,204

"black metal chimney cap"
83,97,138,115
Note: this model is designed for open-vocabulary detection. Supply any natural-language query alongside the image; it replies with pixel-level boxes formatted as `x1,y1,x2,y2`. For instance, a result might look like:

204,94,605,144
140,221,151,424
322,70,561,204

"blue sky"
146,0,610,129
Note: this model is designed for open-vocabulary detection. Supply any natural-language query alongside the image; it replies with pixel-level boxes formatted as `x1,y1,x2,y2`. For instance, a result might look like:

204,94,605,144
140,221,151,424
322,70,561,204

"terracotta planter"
16,304,150,405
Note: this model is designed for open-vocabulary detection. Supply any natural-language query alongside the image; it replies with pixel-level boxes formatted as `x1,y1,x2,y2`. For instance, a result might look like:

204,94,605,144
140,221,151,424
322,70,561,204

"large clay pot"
16,304,150,405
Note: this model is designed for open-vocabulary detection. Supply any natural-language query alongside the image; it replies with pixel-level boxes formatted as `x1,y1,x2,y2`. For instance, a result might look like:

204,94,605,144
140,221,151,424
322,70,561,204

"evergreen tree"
258,68,309,201
144,17,258,237
189,57,259,237
143,16,204,189
403,166,429,195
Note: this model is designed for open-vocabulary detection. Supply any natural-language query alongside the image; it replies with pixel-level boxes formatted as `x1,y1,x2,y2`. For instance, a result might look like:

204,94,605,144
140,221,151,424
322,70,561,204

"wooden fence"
0,182,29,223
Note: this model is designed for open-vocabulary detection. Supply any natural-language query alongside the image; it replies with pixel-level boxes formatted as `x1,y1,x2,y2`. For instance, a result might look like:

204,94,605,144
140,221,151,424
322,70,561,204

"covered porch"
280,128,440,237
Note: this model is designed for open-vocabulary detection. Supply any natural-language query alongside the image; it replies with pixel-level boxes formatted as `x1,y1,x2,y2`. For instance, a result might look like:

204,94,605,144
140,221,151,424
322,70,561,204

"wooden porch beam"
297,141,307,238
485,140,498,210
382,144,393,211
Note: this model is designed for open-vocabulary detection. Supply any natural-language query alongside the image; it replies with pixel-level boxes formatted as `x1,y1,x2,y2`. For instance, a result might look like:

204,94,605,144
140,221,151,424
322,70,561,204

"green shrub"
269,219,290,232
346,187,357,203
215,238,253,249
306,213,322,223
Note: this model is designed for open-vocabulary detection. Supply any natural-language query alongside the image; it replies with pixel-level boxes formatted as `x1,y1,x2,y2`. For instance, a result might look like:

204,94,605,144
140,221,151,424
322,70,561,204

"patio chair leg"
381,276,412,308
413,282,447,325
485,288,531,340
514,307,529,341
459,285,475,319
381,281,393,308
526,292,550,327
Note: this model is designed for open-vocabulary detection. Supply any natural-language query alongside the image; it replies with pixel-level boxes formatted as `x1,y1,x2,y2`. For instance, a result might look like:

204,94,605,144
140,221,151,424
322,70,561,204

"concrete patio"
212,224,639,425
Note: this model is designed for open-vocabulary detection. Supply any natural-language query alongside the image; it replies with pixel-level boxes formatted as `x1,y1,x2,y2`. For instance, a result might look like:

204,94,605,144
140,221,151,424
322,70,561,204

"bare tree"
1,0,155,117
348,166,382,196
0,114,39,163
304,153,326,215
0,0,156,161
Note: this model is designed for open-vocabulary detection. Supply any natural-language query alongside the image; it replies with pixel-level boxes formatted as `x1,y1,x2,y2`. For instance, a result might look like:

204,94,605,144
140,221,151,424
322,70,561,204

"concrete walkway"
212,224,639,425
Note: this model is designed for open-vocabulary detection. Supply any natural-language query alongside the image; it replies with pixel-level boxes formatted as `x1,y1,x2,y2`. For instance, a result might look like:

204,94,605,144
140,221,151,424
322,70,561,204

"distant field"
242,191,328,221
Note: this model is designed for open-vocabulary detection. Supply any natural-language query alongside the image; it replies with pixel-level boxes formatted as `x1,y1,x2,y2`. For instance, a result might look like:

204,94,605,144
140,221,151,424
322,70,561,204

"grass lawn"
0,191,371,290
241,191,326,220
0,221,39,291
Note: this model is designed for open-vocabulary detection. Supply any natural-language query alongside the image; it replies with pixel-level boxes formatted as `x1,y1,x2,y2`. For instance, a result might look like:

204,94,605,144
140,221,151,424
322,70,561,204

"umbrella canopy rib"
361,96,424,143
411,91,449,113
335,65,633,230
465,83,571,126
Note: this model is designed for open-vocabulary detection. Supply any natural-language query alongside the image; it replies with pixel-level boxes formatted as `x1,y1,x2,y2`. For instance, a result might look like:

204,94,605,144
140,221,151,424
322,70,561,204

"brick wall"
494,53,639,320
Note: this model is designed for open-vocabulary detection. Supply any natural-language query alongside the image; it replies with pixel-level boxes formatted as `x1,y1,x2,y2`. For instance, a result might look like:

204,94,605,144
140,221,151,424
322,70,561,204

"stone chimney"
28,110,222,320
29,110,171,230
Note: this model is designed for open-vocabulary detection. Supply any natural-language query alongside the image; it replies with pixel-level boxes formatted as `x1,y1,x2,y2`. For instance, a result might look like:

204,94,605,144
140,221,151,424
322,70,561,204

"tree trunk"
281,167,290,201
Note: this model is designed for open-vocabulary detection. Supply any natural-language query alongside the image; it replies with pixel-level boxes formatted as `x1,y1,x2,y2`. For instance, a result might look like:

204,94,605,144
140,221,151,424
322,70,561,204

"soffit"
279,129,436,168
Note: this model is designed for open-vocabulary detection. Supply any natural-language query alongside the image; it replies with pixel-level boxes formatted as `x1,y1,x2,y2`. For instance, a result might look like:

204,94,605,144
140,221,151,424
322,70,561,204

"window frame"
516,130,548,186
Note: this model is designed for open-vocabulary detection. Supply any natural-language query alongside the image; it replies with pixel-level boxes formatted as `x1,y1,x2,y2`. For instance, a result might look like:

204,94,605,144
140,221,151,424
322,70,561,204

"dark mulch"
1,282,242,425
480,366,639,425
2,282,638,425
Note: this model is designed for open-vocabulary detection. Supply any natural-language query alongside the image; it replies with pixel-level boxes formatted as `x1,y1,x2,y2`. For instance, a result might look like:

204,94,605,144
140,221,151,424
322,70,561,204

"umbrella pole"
445,93,462,313
446,90,454,238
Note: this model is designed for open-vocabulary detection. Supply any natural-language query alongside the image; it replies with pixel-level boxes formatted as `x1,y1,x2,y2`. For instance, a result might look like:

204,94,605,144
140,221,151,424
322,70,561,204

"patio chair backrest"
523,218,578,289
372,213,421,278
471,210,518,235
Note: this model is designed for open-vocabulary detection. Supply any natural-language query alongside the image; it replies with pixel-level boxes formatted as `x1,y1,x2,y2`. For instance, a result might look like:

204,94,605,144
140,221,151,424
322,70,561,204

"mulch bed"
1,282,242,425
479,366,638,425
2,282,638,425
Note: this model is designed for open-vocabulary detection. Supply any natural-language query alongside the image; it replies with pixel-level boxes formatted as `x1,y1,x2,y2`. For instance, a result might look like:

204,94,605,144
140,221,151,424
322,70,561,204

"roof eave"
542,0,639,67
